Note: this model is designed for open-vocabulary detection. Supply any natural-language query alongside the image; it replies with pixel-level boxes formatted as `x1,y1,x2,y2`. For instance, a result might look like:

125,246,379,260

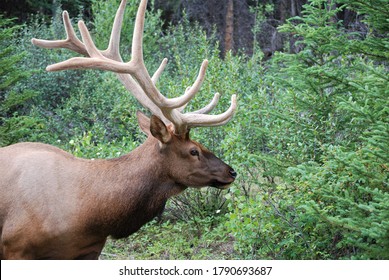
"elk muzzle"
209,165,237,189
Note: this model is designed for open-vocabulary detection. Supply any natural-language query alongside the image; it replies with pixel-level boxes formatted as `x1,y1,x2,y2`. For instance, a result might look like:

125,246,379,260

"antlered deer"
0,0,237,259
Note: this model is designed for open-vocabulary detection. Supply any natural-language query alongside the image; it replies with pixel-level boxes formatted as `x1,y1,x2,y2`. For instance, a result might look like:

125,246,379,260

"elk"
0,0,237,259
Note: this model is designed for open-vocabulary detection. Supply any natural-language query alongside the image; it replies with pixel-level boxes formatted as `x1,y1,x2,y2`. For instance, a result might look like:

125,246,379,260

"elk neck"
81,137,186,239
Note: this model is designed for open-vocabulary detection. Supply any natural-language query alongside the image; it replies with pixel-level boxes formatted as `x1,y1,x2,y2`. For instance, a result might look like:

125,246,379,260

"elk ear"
150,115,172,144
184,129,190,141
136,111,151,135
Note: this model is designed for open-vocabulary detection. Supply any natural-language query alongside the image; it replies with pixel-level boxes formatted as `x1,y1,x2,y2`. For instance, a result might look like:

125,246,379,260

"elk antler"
31,0,237,135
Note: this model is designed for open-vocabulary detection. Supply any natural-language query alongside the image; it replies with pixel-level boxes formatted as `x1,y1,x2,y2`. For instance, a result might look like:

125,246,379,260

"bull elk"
0,0,237,259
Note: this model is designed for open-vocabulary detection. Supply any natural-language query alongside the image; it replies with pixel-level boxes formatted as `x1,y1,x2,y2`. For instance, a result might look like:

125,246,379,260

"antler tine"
131,0,146,64
140,59,209,111
178,91,220,114
151,58,168,84
173,59,208,109
104,0,127,60
31,11,88,56
184,94,237,129
78,21,104,59
191,93,221,114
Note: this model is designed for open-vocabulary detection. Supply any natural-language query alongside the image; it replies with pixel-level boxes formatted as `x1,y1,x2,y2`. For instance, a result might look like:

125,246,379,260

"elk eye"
190,148,200,157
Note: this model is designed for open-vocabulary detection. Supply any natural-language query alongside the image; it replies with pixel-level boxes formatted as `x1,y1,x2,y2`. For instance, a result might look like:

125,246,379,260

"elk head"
137,112,237,189
31,0,238,189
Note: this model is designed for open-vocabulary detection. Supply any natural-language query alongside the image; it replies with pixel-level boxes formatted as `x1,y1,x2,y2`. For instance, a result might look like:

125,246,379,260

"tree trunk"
224,0,234,55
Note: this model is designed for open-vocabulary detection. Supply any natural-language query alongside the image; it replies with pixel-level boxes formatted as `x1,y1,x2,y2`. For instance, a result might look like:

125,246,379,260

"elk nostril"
229,170,237,179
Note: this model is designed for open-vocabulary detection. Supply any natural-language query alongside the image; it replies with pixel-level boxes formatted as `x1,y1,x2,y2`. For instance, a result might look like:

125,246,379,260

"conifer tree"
0,15,39,146
267,0,388,258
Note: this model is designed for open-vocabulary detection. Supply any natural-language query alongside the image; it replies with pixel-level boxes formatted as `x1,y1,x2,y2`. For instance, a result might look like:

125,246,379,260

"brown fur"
0,113,236,259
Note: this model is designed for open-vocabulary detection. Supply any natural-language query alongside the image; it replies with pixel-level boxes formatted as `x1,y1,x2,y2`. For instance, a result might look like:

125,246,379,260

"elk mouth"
211,182,233,190
209,169,237,189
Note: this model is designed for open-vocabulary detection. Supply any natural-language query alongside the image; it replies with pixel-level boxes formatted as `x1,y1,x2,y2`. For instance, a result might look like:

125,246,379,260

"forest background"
0,0,388,259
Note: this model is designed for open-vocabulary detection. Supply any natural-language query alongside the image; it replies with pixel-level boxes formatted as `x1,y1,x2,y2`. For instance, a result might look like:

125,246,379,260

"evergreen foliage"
279,0,389,259
0,15,40,146
227,0,388,259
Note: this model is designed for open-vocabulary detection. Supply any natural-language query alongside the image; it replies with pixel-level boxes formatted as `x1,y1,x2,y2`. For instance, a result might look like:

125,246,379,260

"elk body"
0,0,237,260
